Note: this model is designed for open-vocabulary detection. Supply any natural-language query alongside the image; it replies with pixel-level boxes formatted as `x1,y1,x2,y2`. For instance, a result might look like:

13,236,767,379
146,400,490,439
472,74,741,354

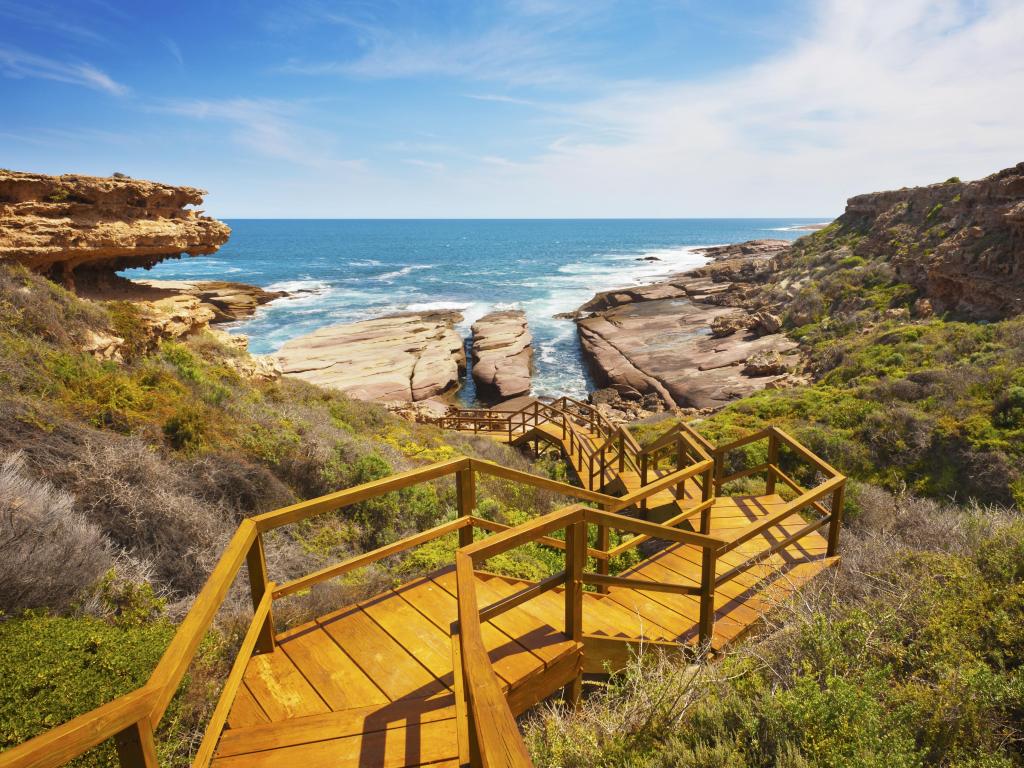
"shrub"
0,452,111,613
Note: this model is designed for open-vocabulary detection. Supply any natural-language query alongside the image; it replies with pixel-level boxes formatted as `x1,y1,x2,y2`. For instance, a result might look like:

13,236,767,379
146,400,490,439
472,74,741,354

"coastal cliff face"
0,170,230,287
780,163,1024,320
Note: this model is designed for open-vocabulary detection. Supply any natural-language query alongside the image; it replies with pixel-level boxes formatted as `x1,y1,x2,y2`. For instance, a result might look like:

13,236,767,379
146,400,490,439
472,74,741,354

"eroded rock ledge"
0,170,230,287
471,310,533,403
574,239,801,410
277,311,466,402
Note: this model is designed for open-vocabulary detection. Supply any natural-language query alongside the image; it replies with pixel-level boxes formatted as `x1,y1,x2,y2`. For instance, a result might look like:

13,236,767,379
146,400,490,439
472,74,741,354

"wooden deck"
0,415,846,768
212,494,836,767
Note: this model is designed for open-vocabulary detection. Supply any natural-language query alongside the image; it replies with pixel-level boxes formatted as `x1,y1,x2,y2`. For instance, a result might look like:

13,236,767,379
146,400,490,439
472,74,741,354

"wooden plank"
216,696,456,758
253,458,469,531
581,635,689,675
243,651,330,722
0,687,159,768
506,643,582,716
149,521,258,726
453,553,533,768
392,574,533,687
360,589,460,687
275,517,471,598
212,716,460,768
277,624,389,710
431,571,551,680
318,606,448,701
226,686,270,729
194,588,275,768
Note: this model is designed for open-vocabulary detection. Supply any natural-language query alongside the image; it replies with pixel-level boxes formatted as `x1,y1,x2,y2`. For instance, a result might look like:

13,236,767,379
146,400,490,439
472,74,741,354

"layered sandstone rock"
0,171,230,286
277,312,466,402
806,163,1024,319
577,294,800,410
471,310,533,402
132,279,286,322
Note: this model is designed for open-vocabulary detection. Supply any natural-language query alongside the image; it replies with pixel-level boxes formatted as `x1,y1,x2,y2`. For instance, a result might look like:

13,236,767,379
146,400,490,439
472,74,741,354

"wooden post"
713,447,724,494
457,468,476,548
698,546,716,653
596,523,609,594
246,534,276,655
114,719,159,768
701,465,714,511
765,429,779,495
618,431,625,472
827,481,845,557
675,437,685,500
640,453,649,514
565,520,585,705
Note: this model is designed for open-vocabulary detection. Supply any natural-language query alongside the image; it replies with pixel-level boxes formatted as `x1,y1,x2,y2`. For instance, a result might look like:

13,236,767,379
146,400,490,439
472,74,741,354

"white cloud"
438,0,1024,216
0,46,127,95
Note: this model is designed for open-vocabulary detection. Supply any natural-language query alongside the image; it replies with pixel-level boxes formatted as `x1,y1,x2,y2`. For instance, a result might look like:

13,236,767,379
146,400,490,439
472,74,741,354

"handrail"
455,503,726,767
3,421,845,768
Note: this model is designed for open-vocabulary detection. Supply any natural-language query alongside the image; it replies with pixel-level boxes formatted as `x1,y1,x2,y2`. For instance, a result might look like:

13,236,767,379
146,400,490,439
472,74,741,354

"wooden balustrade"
0,421,845,768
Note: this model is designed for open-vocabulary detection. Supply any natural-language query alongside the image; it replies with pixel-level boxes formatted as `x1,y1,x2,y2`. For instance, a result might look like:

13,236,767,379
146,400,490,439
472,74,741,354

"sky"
0,0,1021,218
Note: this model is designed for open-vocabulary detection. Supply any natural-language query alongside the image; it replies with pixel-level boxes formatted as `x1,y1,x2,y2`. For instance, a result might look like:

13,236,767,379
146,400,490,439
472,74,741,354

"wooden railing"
711,426,846,558
454,503,728,767
0,425,844,768
435,397,709,496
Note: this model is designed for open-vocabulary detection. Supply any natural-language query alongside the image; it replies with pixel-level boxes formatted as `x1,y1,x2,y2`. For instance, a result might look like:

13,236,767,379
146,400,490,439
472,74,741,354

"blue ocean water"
123,219,822,404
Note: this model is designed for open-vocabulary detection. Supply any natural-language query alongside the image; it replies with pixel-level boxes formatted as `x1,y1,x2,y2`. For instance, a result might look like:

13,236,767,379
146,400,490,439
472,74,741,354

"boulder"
471,310,533,402
277,312,466,402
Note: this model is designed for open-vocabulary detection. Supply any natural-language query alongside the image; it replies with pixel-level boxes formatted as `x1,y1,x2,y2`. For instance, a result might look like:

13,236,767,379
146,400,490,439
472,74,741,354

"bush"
0,452,111,613
0,614,174,768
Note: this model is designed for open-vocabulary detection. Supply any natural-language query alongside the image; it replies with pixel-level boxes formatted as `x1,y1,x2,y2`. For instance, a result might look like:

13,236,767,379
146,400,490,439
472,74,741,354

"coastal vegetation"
2,164,1023,767
0,262,578,763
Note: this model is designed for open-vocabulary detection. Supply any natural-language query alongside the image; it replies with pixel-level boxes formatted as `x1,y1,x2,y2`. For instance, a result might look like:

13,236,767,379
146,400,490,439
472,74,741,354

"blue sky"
1,0,1021,217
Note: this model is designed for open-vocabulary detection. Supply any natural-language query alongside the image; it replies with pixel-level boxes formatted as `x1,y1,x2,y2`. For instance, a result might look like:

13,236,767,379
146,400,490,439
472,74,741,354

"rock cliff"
471,310,533,402
0,170,230,288
277,312,466,402
792,163,1024,319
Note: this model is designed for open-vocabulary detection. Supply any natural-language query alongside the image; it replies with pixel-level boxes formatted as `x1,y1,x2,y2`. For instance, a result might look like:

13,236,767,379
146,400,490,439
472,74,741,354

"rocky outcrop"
800,163,1024,319
0,170,230,287
573,238,800,409
577,292,800,410
132,279,286,322
277,312,466,402
471,310,533,402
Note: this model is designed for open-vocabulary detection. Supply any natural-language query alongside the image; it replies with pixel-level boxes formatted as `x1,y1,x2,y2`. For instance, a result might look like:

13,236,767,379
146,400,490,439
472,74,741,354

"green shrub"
0,614,174,768
163,407,208,452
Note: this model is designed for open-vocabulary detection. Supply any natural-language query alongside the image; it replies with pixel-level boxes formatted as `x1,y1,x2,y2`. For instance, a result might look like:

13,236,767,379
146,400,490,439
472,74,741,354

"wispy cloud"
446,0,1024,216
403,158,446,171
277,0,606,86
163,38,184,68
155,97,362,170
0,0,106,44
0,46,127,95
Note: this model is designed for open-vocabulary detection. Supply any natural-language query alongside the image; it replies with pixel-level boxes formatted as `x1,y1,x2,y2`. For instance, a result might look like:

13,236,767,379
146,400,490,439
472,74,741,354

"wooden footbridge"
1,398,845,768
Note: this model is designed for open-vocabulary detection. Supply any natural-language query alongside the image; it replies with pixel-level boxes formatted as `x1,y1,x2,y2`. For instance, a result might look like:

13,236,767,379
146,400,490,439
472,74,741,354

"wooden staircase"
0,425,846,768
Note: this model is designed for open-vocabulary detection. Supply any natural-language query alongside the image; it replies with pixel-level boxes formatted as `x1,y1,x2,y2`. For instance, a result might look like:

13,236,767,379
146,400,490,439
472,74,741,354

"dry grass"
0,451,111,613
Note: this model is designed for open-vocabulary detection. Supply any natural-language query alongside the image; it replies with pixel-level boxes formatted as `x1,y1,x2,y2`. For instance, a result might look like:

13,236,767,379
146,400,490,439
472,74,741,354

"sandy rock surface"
277,311,466,402
471,310,533,402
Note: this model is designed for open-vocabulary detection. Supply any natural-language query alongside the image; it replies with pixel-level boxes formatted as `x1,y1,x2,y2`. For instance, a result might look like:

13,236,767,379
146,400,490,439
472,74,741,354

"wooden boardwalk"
0,411,845,768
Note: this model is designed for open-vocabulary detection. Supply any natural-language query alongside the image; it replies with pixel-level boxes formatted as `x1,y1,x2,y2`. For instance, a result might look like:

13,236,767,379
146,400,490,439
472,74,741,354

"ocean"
122,219,822,404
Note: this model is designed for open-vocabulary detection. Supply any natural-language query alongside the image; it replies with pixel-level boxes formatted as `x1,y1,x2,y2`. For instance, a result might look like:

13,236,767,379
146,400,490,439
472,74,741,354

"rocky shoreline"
573,239,803,411
471,310,533,403
276,311,466,402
